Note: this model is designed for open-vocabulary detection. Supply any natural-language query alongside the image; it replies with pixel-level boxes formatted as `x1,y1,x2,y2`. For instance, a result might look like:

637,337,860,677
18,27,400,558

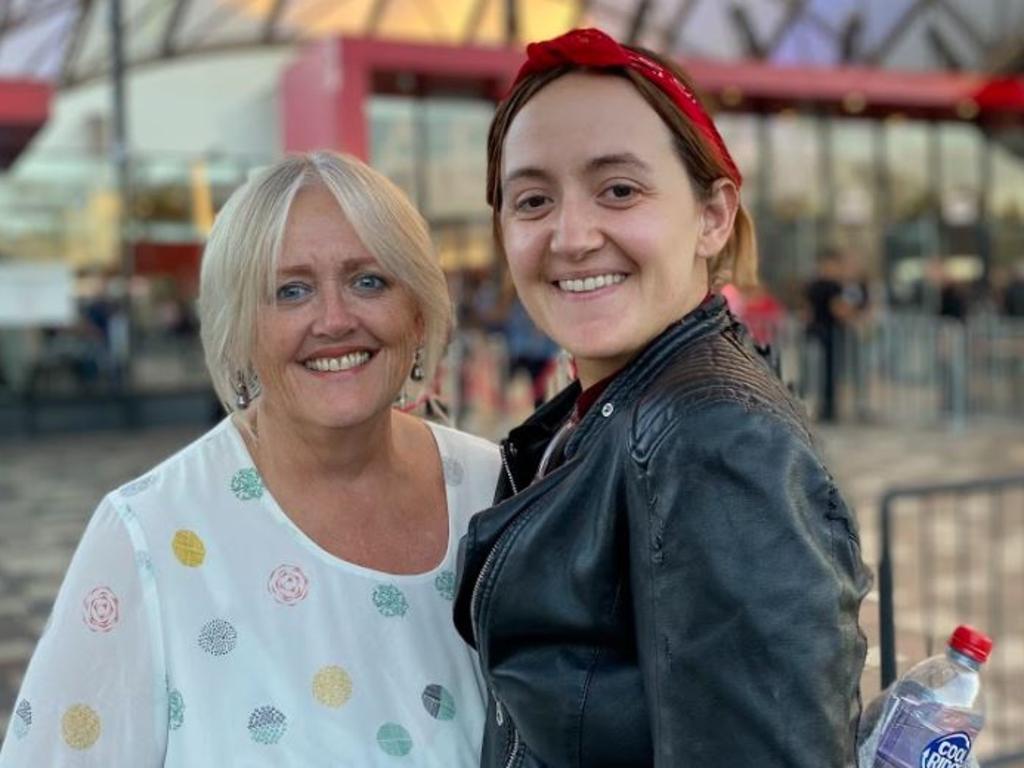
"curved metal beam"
60,0,93,83
261,0,291,43
626,0,653,45
162,0,191,54
865,0,940,66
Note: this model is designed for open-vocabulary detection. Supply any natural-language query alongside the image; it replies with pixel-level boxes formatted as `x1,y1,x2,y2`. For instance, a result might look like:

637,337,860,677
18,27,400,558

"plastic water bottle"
859,625,993,768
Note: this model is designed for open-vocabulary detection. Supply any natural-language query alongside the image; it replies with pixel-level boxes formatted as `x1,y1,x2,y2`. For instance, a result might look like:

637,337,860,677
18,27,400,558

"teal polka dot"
12,699,30,739
230,468,264,501
434,571,455,601
120,475,157,497
376,722,412,756
248,705,286,745
372,584,408,617
168,689,185,730
422,684,456,721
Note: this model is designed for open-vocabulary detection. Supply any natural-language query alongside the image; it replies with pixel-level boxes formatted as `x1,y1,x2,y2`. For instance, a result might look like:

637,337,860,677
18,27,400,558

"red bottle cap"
949,625,993,664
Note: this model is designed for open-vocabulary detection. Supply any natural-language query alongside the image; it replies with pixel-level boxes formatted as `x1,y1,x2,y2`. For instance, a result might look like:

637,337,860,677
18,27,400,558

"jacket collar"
504,295,732,476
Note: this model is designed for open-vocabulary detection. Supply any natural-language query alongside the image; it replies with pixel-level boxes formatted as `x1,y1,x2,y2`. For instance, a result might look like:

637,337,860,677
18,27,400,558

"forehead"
502,72,676,171
278,185,372,265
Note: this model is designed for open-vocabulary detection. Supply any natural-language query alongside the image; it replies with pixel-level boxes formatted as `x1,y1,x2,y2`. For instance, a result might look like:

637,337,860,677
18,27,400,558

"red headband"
511,28,742,187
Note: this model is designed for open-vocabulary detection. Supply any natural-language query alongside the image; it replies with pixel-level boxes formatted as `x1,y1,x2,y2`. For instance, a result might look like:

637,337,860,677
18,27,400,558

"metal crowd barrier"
877,475,1024,767
769,313,1024,427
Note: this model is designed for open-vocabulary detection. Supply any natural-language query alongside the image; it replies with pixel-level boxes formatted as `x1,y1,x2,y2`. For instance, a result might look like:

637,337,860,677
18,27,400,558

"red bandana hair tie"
511,28,742,187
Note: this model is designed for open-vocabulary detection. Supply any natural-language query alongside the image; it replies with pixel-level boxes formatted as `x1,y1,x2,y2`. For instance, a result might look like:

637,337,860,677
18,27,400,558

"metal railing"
770,312,1024,427
877,475,1024,767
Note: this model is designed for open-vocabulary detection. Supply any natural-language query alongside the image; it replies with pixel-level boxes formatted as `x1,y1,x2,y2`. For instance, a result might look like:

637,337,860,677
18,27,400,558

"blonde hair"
199,151,452,411
486,48,758,291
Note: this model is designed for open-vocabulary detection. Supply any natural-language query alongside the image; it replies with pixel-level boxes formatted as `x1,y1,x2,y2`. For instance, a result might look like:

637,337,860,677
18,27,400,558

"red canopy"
0,79,51,169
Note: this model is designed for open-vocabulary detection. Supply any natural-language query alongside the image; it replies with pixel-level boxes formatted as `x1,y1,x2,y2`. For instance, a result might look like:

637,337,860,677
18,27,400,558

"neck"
238,401,401,484
575,286,711,390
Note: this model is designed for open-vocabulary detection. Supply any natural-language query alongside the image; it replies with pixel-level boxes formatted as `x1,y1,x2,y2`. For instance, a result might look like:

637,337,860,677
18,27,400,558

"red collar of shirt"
572,292,715,421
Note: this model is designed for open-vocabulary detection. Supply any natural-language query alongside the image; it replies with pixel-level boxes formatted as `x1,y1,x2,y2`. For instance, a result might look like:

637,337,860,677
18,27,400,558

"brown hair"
486,47,758,290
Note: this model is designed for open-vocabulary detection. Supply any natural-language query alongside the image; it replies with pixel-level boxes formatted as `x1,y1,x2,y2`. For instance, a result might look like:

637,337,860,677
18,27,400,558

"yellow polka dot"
172,530,206,567
61,704,100,750
312,665,353,708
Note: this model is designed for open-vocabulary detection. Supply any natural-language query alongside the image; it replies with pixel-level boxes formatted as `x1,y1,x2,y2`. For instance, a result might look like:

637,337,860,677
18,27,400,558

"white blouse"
0,417,500,767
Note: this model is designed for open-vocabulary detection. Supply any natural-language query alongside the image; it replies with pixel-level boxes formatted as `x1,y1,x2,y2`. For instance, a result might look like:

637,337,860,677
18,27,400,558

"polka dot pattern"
119,474,157,497
197,619,237,656
230,468,264,501
135,551,155,578
12,699,31,739
422,684,456,721
267,564,309,606
247,705,286,745
312,666,353,708
372,584,408,618
434,570,455,601
172,530,206,567
61,704,101,750
442,456,464,486
168,689,185,731
82,586,119,633
376,722,413,757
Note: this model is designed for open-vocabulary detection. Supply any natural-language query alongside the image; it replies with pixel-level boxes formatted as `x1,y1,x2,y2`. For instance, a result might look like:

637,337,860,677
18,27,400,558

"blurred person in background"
0,152,498,766
1001,262,1024,318
721,280,784,346
803,248,857,422
453,28,869,768
470,265,560,408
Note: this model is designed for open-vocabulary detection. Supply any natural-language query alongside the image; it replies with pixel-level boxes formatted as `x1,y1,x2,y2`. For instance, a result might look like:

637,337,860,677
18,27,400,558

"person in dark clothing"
1001,264,1024,318
804,249,856,421
453,28,869,768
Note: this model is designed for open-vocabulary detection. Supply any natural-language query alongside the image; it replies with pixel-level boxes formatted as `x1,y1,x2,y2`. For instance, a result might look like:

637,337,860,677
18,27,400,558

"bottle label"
920,732,972,768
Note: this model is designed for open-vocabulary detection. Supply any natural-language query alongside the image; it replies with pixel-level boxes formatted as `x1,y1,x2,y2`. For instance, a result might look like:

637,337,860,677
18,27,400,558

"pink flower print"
267,565,309,606
82,586,119,632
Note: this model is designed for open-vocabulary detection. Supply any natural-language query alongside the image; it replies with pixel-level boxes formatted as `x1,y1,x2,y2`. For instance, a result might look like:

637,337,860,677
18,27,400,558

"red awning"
0,79,52,169
684,59,1024,120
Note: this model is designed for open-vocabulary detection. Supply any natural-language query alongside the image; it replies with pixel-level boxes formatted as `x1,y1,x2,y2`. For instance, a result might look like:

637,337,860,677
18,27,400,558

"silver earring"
410,347,425,382
232,369,254,410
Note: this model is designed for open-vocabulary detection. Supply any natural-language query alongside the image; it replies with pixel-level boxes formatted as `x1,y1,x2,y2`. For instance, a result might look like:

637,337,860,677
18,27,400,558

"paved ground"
1,419,1023,760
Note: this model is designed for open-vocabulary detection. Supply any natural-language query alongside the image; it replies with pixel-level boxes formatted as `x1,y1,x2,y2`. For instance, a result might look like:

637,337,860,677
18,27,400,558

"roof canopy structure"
2,0,1024,88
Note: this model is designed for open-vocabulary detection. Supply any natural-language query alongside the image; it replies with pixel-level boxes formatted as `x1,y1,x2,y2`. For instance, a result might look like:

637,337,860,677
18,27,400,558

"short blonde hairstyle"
199,151,452,411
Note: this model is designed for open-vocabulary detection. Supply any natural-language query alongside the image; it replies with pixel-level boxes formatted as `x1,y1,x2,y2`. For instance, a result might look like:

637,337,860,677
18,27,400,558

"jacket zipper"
476,441,526,768
499,441,519,495
469,440,522,645
503,713,521,768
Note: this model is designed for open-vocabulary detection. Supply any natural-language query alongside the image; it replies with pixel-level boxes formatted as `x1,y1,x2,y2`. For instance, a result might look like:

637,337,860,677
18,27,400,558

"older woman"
0,152,499,766
453,29,871,768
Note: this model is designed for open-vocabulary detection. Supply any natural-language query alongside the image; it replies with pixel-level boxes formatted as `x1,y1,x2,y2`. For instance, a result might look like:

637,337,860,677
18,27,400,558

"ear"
696,179,739,259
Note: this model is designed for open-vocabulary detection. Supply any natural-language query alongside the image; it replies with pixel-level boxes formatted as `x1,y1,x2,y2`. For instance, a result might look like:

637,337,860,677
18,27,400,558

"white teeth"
304,352,371,372
557,273,625,293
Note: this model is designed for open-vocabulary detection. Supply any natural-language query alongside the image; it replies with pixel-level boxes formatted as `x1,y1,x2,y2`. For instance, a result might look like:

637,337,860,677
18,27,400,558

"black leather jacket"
454,297,870,768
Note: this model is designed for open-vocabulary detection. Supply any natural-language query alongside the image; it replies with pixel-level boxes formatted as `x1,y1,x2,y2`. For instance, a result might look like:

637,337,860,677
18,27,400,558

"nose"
311,286,358,337
549,195,603,260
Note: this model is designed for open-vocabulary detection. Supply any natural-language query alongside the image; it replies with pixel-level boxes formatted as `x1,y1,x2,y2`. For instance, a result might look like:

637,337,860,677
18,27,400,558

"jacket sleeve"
0,496,166,767
625,400,869,768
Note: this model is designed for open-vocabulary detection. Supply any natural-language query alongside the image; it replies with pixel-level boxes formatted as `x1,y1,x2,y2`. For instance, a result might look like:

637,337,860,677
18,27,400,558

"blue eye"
353,273,388,293
275,282,311,303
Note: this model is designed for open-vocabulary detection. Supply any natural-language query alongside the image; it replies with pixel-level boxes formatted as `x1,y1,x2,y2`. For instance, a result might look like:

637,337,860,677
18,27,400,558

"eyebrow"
584,153,652,175
275,256,379,278
503,152,653,188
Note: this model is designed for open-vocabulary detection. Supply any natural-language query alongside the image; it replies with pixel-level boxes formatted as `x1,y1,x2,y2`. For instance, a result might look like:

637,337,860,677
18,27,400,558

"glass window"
716,113,760,217
769,112,822,219
885,119,932,220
